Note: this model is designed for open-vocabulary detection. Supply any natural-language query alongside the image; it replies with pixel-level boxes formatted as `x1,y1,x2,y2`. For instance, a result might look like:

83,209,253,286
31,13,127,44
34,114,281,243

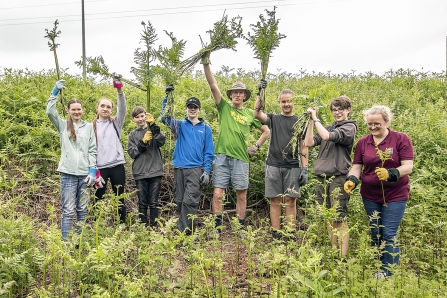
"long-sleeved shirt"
312,120,357,176
95,92,126,169
161,116,214,173
127,126,166,180
46,94,96,175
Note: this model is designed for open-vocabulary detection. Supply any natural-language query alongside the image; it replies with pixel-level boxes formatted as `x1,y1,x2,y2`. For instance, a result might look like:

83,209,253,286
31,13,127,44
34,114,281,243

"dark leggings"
95,164,126,223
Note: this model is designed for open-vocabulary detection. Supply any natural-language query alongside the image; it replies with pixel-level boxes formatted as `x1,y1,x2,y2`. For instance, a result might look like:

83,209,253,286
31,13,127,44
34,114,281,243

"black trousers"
135,176,162,227
95,164,126,223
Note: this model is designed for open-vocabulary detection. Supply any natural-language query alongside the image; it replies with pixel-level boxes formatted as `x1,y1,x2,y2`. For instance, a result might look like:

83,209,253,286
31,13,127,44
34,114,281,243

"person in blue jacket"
161,85,214,235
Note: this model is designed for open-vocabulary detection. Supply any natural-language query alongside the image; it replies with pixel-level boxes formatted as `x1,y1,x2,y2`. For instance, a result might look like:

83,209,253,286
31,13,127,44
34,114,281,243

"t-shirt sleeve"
313,133,322,146
353,139,364,164
398,133,414,161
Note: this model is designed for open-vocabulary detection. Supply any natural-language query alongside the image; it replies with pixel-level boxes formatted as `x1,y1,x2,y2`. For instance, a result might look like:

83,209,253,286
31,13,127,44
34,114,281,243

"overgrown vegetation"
1,67,447,297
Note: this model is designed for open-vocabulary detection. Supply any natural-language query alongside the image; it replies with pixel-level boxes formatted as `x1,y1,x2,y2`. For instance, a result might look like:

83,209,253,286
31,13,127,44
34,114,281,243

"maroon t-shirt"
353,129,414,203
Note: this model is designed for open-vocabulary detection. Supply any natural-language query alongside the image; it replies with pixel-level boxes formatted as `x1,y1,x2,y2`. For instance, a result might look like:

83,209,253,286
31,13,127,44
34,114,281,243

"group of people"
47,53,414,278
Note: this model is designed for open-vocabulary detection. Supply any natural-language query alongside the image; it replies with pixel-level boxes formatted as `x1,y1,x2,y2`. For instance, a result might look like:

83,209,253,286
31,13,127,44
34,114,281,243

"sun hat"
226,82,251,102
186,97,201,109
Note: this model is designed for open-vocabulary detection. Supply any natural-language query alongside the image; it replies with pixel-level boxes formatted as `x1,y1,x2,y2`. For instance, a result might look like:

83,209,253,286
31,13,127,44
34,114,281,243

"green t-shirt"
215,99,262,162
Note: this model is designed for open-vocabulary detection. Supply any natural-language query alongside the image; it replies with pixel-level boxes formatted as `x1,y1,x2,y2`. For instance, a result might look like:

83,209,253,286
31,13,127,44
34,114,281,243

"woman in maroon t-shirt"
344,105,414,278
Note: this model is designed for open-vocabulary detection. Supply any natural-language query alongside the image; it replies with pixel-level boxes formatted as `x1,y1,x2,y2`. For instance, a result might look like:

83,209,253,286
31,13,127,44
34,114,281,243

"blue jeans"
61,173,90,240
362,198,407,276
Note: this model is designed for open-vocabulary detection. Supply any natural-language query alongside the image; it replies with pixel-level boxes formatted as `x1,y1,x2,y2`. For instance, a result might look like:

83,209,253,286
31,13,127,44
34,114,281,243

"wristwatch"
255,143,260,149
313,119,321,123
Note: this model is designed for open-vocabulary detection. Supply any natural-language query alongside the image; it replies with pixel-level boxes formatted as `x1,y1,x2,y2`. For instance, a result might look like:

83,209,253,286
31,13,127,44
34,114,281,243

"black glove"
257,79,267,96
298,167,308,187
150,124,161,135
137,140,147,152
165,84,174,93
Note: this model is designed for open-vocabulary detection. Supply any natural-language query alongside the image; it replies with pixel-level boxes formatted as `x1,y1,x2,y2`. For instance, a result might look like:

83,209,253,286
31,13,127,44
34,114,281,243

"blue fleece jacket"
161,116,214,173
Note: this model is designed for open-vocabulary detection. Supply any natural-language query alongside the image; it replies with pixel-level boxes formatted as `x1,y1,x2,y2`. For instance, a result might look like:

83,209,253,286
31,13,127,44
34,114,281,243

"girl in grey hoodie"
92,77,127,224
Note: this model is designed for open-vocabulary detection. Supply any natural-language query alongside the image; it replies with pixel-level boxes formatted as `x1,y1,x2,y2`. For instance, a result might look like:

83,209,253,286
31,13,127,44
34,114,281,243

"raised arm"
253,79,268,123
46,80,66,131
202,53,222,106
307,107,329,141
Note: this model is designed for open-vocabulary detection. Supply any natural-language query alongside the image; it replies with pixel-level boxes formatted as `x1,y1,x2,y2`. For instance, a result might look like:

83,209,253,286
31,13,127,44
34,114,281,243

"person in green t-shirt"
202,52,270,234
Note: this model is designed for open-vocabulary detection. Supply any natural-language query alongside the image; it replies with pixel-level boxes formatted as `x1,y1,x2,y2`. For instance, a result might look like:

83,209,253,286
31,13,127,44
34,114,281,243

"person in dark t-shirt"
254,84,308,240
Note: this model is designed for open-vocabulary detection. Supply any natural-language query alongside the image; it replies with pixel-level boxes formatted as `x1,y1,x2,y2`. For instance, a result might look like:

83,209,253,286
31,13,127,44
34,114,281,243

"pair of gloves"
343,167,400,195
85,168,105,188
141,113,161,145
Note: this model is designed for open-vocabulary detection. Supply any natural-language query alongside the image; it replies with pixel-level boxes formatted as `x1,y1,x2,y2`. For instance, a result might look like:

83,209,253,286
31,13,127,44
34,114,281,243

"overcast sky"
1,0,446,79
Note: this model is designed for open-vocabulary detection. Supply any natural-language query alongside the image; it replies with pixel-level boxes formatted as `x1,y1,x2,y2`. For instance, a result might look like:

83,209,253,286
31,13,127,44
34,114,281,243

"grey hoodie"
312,120,357,176
95,92,126,169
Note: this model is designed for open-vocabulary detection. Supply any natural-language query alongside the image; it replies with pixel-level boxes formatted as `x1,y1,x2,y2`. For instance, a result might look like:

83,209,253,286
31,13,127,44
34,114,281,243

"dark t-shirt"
265,113,300,168
353,129,414,203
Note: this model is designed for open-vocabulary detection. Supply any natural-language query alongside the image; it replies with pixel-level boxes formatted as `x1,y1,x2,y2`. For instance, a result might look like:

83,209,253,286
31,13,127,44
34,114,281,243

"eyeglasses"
331,108,344,114
367,123,382,128
187,105,198,110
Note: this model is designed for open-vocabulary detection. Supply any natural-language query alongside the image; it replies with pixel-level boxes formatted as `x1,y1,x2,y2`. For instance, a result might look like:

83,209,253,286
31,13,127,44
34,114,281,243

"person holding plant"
128,106,166,228
344,105,414,278
93,75,127,225
202,52,270,235
254,85,308,240
46,80,97,240
305,96,357,258
160,86,214,235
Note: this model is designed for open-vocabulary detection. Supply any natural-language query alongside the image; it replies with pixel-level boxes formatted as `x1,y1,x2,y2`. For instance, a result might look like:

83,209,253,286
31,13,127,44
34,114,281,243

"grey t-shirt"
265,113,300,168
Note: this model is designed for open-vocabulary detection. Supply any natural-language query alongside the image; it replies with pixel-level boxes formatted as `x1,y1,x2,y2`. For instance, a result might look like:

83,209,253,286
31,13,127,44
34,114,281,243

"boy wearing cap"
160,87,214,235
253,85,309,240
202,53,270,233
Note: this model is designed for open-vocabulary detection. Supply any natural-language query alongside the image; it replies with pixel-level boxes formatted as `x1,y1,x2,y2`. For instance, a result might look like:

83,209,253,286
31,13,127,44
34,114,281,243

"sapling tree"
180,11,243,74
44,19,65,116
131,20,158,112
246,7,286,111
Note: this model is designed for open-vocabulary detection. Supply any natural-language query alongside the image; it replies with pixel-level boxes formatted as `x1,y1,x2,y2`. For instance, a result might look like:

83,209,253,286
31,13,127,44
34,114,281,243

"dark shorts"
265,165,301,198
315,175,349,221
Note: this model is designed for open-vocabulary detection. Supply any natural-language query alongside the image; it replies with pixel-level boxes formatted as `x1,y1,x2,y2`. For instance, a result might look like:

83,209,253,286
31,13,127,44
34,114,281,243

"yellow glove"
145,113,155,126
375,167,389,181
142,130,152,144
344,181,355,195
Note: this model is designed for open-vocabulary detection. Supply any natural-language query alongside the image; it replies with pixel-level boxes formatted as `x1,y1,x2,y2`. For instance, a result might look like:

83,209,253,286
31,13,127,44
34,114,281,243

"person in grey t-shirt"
254,83,308,240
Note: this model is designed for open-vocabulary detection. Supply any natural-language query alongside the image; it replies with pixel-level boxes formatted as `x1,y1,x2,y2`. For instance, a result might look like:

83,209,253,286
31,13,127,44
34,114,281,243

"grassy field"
1,67,447,297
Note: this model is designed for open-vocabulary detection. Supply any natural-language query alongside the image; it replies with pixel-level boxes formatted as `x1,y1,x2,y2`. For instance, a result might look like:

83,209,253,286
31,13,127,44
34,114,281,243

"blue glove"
51,80,65,96
160,96,168,115
84,167,97,187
